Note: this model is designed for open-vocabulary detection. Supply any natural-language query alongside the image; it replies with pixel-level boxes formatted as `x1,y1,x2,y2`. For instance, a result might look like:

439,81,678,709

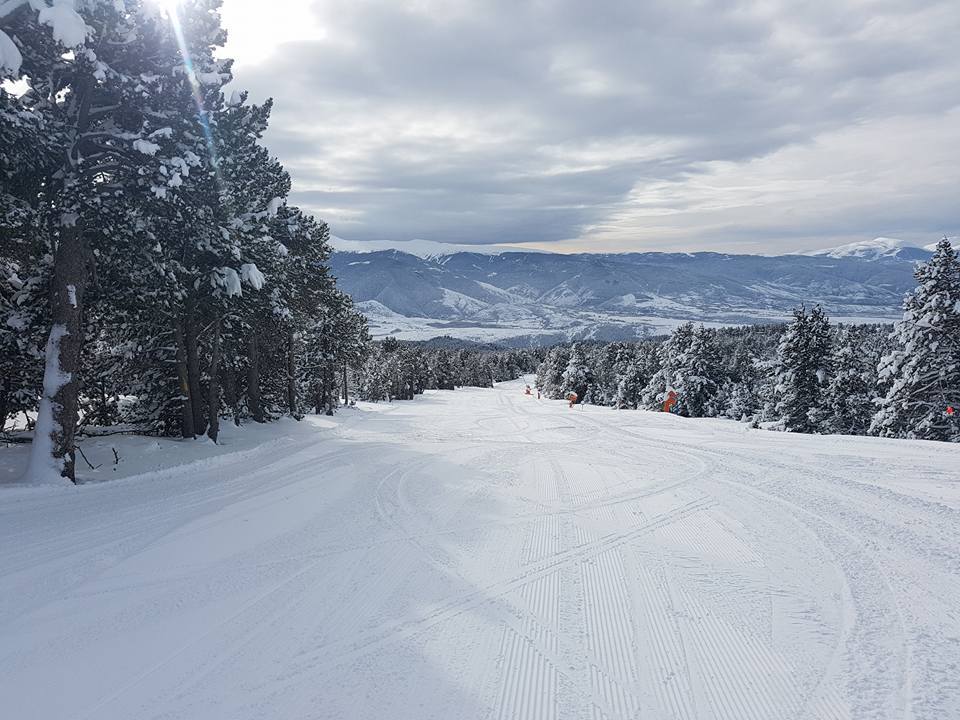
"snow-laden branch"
1,0,94,75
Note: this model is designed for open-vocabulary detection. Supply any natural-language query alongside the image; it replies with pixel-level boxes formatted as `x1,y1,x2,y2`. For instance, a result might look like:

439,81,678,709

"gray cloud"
226,0,960,252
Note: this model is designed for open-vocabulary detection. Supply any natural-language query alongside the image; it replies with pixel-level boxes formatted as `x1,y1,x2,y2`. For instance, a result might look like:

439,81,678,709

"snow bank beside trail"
0,409,365,491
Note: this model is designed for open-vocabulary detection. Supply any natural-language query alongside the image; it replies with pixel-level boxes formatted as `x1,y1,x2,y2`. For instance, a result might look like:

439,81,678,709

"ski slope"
2,379,959,720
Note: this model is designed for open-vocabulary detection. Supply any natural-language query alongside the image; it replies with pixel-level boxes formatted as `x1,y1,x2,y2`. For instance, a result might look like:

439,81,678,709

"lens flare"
163,2,221,182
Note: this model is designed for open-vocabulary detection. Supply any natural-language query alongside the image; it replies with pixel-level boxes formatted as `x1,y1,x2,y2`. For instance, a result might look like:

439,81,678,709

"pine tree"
721,341,762,421
561,343,592,401
613,358,648,409
430,349,456,390
673,326,725,417
592,343,625,405
0,89,52,430
642,323,694,409
871,239,960,442
816,327,878,435
536,346,570,399
774,305,832,433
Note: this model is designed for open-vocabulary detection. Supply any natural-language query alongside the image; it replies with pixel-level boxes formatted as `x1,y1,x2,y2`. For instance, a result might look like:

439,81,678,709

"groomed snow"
2,380,959,719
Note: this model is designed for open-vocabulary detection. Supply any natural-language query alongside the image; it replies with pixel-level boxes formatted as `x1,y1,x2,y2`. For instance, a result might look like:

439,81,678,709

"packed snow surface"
2,380,959,719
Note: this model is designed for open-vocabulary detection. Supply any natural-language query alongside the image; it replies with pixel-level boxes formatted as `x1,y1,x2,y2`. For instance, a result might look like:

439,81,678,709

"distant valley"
330,239,931,345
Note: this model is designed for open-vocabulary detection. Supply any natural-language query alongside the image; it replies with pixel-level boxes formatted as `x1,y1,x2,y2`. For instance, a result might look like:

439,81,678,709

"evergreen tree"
593,343,625,405
720,341,763,421
561,343,592,401
430,349,456,390
816,327,878,435
774,305,832,433
642,323,694,409
0,89,50,430
614,357,648,409
871,239,960,442
673,326,725,417
536,346,570,399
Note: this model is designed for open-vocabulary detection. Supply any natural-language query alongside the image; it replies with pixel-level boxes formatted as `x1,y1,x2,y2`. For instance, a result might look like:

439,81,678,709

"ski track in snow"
1,379,959,719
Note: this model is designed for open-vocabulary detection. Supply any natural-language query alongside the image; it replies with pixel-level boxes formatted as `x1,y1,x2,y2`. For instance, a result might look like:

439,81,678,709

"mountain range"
330,238,932,346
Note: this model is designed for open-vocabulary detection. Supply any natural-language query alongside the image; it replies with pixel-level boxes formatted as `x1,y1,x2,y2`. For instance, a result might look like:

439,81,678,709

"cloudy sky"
220,0,960,254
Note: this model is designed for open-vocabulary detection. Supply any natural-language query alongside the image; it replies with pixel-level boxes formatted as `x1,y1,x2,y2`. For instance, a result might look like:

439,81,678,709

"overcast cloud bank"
224,0,960,254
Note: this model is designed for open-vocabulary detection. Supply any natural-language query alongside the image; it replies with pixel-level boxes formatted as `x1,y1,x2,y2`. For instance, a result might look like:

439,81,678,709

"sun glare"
152,0,181,17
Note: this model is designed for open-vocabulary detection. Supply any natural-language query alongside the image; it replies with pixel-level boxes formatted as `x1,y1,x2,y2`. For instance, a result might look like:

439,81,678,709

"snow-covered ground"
2,380,959,719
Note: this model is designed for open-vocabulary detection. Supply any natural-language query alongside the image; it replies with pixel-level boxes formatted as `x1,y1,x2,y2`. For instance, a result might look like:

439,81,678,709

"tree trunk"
222,365,241,427
325,367,335,416
23,224,89,482
206,317,222,443
247,333,263,422
286,328,298,418
342,362,349,406
174,320,196,440
0,376,10,433
185,304,206,436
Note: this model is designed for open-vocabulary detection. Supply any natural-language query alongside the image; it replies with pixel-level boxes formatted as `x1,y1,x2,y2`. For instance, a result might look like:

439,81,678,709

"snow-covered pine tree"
871,239,960,442
561,343,592,401
68,1,259,441
673,325,725,417
357,344,392,402
609,344,641,409
266,204,333,416
0,87,52,431
536,346,570,399
641,322,694,410
430,349,456,390
302,289,369,415
496,349,523,384
774,305,832,433
720,339,762,421
613,357,649,410
591,343,624,405
209,97,296,428
815,326,878,435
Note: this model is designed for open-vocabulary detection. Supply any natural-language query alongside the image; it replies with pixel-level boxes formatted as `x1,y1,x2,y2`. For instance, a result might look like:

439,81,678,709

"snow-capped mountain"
805,237,932,261
331,246,929,345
